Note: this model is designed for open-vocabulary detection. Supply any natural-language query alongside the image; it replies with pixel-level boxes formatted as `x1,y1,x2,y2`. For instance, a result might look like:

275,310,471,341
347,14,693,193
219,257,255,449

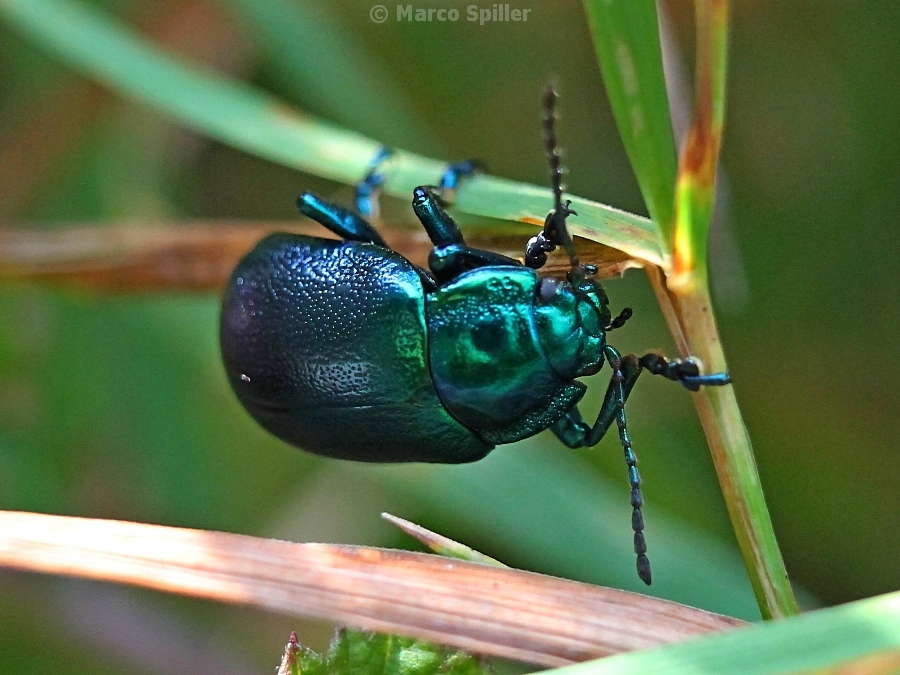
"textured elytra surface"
221,234,489,463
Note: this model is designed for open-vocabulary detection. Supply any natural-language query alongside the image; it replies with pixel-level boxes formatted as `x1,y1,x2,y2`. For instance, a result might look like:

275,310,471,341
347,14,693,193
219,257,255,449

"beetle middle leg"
411,186,519,284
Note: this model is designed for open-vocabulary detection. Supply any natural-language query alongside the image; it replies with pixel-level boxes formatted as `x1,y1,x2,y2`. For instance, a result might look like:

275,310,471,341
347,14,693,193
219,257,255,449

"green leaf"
278,632,328,675
541,592,900,675
329,629,492,675
0,0,665,266
582,0,678,246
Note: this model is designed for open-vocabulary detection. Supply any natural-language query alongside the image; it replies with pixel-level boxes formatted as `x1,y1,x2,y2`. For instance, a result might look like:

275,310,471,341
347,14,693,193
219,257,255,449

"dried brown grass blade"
0,511,744,667
0,222,640,292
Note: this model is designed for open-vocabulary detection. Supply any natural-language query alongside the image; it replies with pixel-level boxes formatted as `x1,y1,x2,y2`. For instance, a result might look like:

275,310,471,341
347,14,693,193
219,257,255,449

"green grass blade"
582,0,677,245
661,0,798,620
381,513,507,568
670,0,730,286
0,0,665,265
541,592,900,675
219,0,434,151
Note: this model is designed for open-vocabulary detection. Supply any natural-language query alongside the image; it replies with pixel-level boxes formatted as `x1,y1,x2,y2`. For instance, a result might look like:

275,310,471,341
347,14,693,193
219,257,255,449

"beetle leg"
355,146,395,220
411,185,467,247
296,192,388,247
639,353,731,392
429,244,520,284
436,159,485,205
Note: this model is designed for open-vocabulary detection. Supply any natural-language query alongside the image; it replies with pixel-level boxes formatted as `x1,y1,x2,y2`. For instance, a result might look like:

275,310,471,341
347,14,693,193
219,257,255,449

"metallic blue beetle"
220,88,730,583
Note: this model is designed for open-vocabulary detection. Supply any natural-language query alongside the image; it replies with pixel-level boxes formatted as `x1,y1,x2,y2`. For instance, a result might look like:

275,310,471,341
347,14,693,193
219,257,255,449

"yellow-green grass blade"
582,0,677,246
542,592,900,675
219,0,434,151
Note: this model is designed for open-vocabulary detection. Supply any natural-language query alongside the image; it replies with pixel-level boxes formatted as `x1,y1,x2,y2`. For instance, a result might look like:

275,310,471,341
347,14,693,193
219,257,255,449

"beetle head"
534,275,612,380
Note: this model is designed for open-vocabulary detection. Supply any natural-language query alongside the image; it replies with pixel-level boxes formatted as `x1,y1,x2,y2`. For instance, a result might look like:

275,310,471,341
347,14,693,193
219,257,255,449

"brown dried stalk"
0,511,744,667
0,222,639,292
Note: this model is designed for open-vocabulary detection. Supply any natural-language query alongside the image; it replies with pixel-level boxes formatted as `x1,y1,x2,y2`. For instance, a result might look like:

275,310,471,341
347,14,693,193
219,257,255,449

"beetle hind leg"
297,192,388,247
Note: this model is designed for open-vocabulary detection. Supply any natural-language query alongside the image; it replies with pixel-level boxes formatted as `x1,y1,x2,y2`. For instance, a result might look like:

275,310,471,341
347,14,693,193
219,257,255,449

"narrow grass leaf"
0,0,664,265
670,0,730,288
582,0,677,245
219,0,434,150
542,592,900,675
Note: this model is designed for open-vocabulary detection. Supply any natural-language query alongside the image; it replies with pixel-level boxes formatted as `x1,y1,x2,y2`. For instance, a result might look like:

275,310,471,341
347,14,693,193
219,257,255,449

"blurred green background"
0,0,897,672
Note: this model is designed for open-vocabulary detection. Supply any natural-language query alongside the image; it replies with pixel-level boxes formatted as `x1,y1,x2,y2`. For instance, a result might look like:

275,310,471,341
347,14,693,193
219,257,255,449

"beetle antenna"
525,82,582,275
608,350,652,585
606,307,633,331
543,84,580,270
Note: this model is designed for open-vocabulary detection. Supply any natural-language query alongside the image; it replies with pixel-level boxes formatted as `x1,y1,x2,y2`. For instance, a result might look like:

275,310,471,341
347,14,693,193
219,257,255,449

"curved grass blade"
0,510,745,668
651,1,799,620
0,0,664,266
582,0,677,245
220,0,434,151
541,592,900,675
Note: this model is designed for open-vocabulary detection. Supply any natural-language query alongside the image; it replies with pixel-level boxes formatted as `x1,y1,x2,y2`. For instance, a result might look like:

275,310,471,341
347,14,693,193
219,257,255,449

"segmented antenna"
608,352,652,585
542,84,580,270
525,83,584,273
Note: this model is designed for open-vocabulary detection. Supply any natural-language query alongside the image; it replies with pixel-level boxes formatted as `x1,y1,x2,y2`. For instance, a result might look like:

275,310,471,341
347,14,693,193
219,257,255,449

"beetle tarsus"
437,159,485,205
355,146,395,219
639,353,731,392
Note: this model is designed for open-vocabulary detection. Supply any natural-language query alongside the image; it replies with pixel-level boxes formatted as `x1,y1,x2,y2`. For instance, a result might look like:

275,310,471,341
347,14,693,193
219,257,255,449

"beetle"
220,87,730,584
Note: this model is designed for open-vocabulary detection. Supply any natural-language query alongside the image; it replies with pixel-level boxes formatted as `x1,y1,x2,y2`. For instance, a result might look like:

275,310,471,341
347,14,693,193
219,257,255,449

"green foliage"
581,0,677,239
0,0,666,266
0,0,897,672
544,592,900,675
279,629,493,675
